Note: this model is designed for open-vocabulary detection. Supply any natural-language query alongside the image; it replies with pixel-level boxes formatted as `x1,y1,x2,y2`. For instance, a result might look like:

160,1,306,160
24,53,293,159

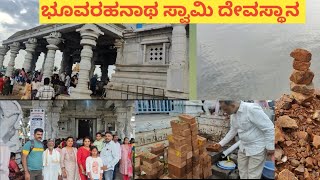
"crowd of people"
8,128,134,180
0,68,28,96
0,67,108,99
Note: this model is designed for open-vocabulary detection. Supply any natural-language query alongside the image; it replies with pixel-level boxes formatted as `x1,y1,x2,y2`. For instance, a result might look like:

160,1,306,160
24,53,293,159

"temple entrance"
77,119,95,138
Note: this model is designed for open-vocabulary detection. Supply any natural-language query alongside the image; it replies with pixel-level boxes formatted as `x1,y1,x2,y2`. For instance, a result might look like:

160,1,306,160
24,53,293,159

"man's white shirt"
114,141,121,159
219,101,275,156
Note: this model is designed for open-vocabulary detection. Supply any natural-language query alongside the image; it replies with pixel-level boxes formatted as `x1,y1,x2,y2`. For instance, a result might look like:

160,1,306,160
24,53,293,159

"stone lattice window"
141,36,170,65
146,44,164,64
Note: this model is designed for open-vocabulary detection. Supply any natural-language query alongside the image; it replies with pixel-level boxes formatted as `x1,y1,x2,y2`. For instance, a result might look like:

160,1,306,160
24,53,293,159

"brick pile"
167,114,212,179
138,152,165,179
275,49,320,180
151,143,165,158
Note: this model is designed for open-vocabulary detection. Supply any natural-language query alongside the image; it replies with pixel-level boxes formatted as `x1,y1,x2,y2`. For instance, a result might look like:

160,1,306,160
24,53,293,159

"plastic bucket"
262,161,275,179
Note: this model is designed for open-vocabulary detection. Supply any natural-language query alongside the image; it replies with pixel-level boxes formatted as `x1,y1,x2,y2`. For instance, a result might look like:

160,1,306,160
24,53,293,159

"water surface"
197,0,320,100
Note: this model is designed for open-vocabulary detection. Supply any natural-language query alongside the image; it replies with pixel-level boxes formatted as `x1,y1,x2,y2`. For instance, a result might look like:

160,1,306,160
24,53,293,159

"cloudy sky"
0,0,66,72
0,0,108,76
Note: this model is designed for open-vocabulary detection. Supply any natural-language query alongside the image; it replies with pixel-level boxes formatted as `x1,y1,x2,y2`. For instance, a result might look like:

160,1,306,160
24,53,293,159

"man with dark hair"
100,132,120,180
36,77,55,100
210,101,274,179
22,128,44,180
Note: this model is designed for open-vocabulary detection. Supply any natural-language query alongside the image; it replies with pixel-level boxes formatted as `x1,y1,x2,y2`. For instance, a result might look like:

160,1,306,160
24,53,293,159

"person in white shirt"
112,135,121,180
211,101,274,179
86,146,103,180
42,139,61,180
36,77,55,100
100,132,120,180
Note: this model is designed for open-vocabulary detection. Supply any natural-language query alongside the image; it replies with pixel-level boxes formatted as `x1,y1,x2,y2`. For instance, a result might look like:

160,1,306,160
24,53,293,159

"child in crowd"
93,132,104,153
86,146,103,180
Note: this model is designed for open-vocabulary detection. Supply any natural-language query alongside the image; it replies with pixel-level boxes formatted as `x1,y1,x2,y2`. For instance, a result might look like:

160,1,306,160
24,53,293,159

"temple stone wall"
107,26,189,99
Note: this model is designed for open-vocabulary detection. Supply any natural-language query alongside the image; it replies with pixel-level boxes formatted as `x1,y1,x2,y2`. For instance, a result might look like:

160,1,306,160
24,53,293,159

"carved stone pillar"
71,24,103,99
114,101,127,140
114,39,124,64
0,45,9,69
5,42,20,77
42,32,63,81
124,102,134,138
114,101,134,139
166,24,188,98
23,38,38,72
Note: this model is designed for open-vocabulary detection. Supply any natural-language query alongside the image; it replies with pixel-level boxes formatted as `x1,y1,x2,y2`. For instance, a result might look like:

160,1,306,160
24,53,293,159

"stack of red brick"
198,136,213,178
138,152,165,179
167,114,212,179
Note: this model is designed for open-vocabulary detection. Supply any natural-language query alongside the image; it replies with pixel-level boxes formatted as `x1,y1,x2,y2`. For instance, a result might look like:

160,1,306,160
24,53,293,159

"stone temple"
0,24,189,99
19,100,135,141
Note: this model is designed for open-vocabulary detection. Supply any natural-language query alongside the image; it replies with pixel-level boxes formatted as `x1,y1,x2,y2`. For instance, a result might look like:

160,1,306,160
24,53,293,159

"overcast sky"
0,0,110,77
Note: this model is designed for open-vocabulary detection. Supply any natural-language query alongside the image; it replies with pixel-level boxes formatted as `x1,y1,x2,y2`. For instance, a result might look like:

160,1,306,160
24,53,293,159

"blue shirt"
22,140,44,170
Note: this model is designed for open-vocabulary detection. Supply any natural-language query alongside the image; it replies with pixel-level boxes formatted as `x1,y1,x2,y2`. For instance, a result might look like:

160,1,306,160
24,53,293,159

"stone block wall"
106,25,189,99
197,115,230,143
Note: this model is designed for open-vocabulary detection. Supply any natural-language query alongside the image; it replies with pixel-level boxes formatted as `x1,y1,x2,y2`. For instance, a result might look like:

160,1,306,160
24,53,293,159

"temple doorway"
77,119,95,138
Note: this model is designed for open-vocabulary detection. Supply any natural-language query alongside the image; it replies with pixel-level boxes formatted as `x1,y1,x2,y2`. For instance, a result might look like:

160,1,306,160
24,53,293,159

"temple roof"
2,24,128,45
7,25,53,40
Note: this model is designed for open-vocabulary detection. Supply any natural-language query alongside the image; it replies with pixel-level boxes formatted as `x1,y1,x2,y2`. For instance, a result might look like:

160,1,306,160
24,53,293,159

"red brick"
179,114,197,124
168,163,186,178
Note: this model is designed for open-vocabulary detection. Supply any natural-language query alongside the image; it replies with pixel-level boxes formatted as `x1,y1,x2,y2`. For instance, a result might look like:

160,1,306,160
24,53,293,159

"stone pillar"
60,48,71,74
5,42,20,77
114,39,124,64
42,32,63,81
124,102,134,138
166,24,188,98
114,101,134,139
22,38,37,72
100,64,109,84
0,45,9,69
71,24,103,99
114,101,127,140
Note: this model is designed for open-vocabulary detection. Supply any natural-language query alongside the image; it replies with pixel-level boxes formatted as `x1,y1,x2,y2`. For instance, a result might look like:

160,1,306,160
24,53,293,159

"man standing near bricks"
210,101,274,179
